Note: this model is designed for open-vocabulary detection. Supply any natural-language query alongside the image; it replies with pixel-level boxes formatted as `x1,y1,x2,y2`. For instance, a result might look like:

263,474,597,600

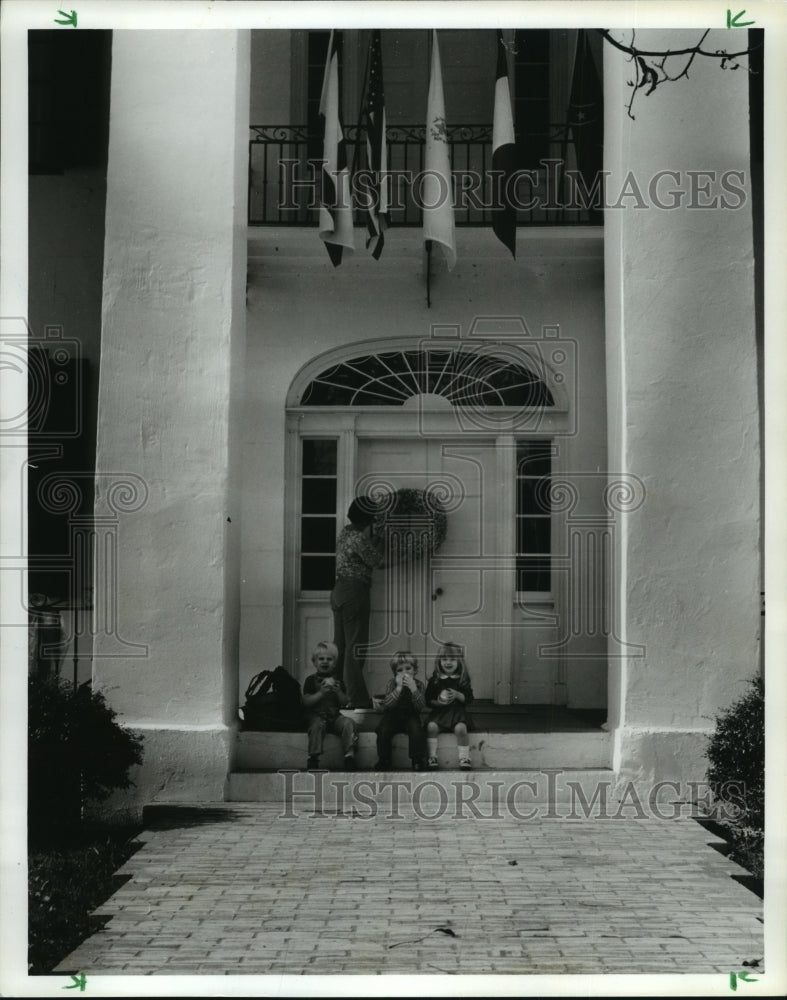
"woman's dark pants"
330,578,372,708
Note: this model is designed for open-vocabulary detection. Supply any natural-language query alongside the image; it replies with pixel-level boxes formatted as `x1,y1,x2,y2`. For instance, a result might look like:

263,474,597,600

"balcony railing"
249,123,600,227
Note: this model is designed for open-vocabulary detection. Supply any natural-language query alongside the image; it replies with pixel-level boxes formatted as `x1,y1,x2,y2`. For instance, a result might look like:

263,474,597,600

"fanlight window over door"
293,346,557,594
299,349,554,407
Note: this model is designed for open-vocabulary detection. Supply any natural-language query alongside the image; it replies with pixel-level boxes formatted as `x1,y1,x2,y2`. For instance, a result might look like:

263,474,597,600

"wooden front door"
357,436,501,701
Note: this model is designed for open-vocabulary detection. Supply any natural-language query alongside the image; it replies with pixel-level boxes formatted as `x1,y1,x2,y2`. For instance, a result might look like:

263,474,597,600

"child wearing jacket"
375,650,427,770
302,641,357,770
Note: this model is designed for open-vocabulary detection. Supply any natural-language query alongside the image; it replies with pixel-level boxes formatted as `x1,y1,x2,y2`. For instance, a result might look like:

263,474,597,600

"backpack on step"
240,666,306,731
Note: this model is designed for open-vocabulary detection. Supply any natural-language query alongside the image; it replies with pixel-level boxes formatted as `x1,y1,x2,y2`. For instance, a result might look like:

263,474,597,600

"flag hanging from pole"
361,29,389,259
319,30,355,266
422,30,456,271
567,29,604,221
492,29,517,258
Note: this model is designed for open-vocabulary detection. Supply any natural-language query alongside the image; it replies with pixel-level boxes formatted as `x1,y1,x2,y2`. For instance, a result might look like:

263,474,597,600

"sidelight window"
299,438,338,591
516,440,552,592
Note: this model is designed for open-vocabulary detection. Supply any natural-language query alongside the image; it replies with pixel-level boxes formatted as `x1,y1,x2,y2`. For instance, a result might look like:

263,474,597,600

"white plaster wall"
93,31,250,801
604,31,760,775
241,226,606,698
89,726,233,823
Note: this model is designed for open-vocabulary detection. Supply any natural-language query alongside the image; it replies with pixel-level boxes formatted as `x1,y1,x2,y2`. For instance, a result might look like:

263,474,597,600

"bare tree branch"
597,28,759,119
597,28,754,60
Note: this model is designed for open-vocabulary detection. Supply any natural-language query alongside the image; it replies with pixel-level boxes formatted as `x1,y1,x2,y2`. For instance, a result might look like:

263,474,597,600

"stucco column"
93,31,250,812
604,31,760,789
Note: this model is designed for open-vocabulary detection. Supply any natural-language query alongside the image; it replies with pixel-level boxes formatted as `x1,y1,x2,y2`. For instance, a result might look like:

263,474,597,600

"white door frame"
284,408,569,701
284,336,573,697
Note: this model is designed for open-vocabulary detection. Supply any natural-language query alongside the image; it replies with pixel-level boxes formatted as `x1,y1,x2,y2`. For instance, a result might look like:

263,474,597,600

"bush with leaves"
28,675,144,838
29,824,142,973
705,676,764,877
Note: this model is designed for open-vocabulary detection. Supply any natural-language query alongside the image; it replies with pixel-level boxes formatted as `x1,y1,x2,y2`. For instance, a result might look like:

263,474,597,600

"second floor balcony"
249,123,602,228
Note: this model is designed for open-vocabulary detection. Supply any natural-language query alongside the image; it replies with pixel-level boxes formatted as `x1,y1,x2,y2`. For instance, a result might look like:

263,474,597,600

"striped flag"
318,30,355,266
361,30,389,259
492,30,516,258
422,30,456,271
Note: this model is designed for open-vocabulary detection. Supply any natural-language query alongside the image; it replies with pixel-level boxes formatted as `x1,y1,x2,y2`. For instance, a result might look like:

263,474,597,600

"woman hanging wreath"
330,496,386,709
381,487,448,564
330,489,448,708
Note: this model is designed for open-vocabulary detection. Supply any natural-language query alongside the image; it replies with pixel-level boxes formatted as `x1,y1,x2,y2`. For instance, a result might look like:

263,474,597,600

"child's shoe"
427,756,439,770
459,758,472,770
306,755,320,770
343,754,356,771
412,759,426,771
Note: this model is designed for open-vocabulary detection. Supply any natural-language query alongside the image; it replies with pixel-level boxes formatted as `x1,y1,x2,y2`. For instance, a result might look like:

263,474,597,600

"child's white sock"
457,744,470,763
427,737,438,758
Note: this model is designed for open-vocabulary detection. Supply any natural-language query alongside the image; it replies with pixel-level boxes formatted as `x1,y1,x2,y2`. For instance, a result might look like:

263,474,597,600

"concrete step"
226,767,620,811
235,727,612,772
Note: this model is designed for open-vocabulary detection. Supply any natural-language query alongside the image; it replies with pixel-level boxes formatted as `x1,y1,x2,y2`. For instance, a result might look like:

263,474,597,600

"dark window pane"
301,516,336,553
516,517,551,554
514,30,550,169
307,64,325,95
518,65,550,93
516,558,551,592
300,351,553,407
516,478,550,515
516,29,550,62
301,380,355,406
353,388,399,406
358,353,402,383
308,30,330,67
306,32,331,159
301,556,335,591
499,379,553,407
301,478,337,514
378,351,407,372
302,439,337,476
517,441,552,476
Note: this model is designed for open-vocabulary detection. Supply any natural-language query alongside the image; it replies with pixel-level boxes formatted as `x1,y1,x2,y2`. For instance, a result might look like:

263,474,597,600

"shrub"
705,676,764,876
29,823,142,974
28,675,144,838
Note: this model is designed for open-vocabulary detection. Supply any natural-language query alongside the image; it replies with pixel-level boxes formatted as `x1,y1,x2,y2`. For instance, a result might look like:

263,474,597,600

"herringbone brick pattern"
55,803,762,977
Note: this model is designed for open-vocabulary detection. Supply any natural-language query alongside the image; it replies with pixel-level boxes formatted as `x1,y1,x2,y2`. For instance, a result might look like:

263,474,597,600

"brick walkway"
53,799,764,978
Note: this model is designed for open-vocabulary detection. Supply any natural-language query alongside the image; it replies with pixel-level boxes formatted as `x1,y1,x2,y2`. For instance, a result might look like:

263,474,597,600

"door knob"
431,587,443,601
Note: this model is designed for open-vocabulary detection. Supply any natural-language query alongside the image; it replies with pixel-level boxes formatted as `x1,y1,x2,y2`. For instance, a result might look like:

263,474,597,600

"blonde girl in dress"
424,642,475,770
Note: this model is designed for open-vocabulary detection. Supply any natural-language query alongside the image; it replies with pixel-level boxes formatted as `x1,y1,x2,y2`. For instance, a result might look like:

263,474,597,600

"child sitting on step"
302,641,357,770
375,650,427,771
425,642,475,770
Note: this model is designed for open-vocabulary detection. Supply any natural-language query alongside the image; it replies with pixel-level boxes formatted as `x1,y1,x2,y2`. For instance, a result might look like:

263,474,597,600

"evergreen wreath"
375,487,448,561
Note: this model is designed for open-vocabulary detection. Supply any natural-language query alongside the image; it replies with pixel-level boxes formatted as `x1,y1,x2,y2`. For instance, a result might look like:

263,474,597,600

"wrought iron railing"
249,123,599,227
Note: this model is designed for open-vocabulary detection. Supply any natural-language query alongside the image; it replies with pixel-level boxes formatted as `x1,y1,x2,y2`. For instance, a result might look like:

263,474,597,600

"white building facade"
86,27,760,813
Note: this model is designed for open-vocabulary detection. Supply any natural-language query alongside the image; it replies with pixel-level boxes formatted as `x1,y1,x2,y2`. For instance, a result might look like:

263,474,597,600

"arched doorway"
283,336,598,707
